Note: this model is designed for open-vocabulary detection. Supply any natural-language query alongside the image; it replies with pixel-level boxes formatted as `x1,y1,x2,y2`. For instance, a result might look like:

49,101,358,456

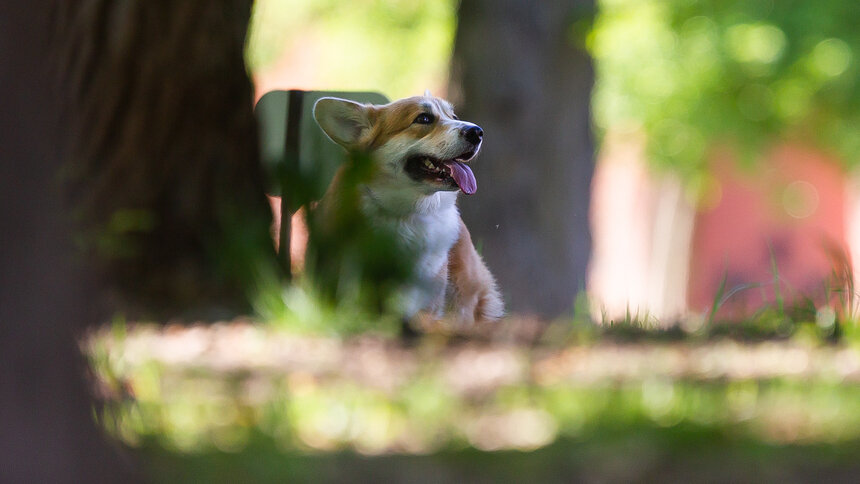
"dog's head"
313,94,483,196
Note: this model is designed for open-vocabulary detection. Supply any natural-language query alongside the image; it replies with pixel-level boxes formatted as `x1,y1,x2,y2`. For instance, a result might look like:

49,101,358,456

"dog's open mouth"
405,150,477,195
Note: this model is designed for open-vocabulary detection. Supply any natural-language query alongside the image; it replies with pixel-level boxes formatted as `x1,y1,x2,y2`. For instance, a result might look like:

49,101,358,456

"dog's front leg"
447,217,504,326
399,259,449,335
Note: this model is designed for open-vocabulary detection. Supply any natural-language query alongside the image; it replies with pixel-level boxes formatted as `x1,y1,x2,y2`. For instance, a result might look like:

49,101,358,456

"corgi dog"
312,94,503,326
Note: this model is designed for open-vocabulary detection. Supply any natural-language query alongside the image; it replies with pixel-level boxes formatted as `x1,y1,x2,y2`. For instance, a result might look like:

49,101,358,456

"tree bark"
3,1,277,480
450,0,596,318
0,2,138,481
56,0,280,318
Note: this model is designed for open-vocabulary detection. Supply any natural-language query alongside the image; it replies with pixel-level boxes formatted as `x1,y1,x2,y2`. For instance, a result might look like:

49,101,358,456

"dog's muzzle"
460,124,483,146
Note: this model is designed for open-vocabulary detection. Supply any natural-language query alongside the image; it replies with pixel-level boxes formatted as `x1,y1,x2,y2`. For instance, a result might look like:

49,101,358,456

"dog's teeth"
424,159,434,169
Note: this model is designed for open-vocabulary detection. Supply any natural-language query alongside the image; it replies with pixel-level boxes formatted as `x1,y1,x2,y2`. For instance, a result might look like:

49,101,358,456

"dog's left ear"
313,97,374,150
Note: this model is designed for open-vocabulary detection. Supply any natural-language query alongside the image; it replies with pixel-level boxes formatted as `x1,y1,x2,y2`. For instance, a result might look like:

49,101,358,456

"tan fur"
311,94,504,325
447,218,504,325
365,97,458,149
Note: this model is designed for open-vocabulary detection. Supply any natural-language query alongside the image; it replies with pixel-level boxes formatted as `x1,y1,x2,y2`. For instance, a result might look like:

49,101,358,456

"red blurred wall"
688,144,848,316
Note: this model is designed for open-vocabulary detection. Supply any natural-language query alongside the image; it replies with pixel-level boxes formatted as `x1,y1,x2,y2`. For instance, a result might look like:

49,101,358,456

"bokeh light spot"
782,180,819,219
810,38,852,78
726,23,787,65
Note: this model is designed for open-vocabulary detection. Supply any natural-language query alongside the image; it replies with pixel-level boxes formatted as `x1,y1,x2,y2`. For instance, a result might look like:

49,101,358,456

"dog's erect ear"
313,97,374,149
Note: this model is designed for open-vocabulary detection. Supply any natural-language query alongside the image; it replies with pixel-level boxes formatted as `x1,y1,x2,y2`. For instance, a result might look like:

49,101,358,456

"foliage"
590,0,860,188
298,152,418,325
251,123,420,333
246,0,457,98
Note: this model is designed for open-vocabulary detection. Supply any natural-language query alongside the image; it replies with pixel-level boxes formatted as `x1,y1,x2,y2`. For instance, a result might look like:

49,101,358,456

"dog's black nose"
461,125,483,145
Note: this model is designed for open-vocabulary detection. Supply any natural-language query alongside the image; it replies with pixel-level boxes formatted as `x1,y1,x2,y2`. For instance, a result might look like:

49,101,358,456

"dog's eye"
413,113,435,125
451,114,459,120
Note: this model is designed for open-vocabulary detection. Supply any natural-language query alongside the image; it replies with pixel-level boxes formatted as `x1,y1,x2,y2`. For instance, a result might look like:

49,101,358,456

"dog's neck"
361,184,458,220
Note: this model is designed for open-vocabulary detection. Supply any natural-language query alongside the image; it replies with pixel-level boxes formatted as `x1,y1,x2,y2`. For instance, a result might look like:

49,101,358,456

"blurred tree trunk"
56,0,280,318
0,2,138,481
450,0,595,318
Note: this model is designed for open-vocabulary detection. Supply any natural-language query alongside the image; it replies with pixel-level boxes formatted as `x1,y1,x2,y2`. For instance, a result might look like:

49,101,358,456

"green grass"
87,311,860,482
138,426,860,483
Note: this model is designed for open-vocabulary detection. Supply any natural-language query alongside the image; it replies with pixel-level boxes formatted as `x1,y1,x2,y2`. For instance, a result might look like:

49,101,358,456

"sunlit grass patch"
87,317,860,468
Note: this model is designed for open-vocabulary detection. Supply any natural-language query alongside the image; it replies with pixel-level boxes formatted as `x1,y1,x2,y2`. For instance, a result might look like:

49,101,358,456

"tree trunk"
3,1,276,479
449,0,596,318
0,2,138,481
56,0,280,318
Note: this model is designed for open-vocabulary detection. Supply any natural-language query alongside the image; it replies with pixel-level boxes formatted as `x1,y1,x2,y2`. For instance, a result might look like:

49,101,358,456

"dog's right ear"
313,97,374,150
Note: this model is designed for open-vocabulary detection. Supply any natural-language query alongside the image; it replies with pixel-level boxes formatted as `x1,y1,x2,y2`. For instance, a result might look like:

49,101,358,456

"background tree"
56,0,281,318
450,0,596,318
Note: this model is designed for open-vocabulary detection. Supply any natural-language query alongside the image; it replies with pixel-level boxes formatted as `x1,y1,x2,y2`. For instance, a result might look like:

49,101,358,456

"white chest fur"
361,188,461,315
397,193,460,276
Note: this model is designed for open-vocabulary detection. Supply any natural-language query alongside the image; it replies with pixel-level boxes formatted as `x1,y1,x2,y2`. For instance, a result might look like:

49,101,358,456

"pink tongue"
449,161,477,195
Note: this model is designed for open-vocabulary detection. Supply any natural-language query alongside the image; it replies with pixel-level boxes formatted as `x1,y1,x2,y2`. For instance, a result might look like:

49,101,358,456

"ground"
87,316,860,483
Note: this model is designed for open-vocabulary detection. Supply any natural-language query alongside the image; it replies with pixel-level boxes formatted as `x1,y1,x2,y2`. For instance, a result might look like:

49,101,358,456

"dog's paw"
474,286,504,323
452,285,504,327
